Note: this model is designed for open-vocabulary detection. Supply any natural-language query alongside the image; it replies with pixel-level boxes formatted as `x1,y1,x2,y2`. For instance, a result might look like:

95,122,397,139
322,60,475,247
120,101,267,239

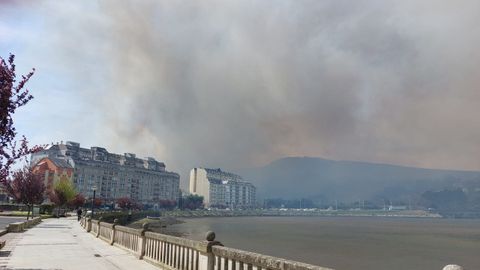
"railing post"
443,265,463,270
205,231,223,270
111,218,118,245
86,217,92,232
96,217,102,238
138,223,149,259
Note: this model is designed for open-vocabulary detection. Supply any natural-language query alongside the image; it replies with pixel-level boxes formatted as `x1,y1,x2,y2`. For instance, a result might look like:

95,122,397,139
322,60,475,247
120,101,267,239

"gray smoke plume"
2,1,480,186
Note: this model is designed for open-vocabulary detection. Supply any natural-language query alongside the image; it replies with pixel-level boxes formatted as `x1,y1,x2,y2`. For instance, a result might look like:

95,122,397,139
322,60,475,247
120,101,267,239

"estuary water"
170,216,480,270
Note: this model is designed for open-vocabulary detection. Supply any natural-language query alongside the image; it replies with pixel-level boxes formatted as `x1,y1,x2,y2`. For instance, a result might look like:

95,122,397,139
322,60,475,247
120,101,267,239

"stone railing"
143,230,210,270
114,225,141,252
80,217,332,270
99,222,114,242
79,217,463,270
91,219,100,236
6,217,42,232
212,244,330,270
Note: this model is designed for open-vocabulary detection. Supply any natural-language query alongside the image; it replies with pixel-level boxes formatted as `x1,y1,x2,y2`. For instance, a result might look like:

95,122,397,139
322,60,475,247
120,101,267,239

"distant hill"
234,157,480,204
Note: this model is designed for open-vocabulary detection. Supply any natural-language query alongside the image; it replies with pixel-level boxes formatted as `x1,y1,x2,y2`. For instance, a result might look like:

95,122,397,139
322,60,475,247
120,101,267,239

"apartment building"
189,168,256,208
31,141,180,205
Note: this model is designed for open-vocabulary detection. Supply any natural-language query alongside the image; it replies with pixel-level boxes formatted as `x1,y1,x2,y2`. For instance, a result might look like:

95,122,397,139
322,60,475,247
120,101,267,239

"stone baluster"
138,223,149,259
110,218,119,245
86,217,92,232
96,217,102,238
206,231,223,270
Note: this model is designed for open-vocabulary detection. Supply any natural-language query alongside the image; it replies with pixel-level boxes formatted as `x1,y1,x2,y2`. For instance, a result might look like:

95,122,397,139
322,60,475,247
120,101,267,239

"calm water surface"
170,216,480,270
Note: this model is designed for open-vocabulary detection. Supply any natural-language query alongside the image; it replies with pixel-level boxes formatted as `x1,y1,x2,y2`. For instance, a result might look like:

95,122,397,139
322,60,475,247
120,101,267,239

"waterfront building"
31,141,180,205
189,168,256,208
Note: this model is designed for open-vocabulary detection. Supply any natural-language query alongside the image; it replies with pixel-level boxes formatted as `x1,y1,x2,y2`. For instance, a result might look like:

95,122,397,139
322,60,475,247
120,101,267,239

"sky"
1,0,480,186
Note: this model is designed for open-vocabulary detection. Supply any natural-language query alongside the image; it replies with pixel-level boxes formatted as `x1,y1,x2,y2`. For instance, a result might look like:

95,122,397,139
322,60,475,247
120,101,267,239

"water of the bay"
169,216,480,270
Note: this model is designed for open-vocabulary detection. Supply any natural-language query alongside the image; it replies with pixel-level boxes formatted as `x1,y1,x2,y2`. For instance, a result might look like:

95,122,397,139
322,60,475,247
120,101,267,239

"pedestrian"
77,208,82,221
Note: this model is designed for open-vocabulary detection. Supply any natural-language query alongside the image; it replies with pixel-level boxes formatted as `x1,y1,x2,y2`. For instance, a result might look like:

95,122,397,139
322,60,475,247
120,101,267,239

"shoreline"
158,209,442,219
133,209,442,236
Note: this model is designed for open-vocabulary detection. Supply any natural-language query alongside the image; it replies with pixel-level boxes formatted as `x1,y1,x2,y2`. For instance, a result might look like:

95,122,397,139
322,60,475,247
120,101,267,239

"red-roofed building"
32,157,74,195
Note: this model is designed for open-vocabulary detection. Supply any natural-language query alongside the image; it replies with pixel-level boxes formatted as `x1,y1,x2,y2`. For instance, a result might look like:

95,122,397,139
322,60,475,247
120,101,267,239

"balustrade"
90,219,99,236
143,230,207,270
99,222,114,242
114,225,141,252
80,218,461,270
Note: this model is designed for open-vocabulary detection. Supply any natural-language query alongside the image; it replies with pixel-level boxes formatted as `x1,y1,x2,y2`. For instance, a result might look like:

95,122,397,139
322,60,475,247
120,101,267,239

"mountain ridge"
233,156,480,204
267,156,480,173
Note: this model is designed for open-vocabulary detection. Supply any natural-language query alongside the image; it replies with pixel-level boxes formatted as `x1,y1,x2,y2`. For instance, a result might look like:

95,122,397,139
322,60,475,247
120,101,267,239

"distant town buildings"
189,168,256,208
388,205,407,211
31,141,180,205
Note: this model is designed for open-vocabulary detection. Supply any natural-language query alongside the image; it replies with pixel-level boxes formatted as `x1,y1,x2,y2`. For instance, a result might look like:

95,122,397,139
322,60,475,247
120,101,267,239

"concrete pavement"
2,217,160,270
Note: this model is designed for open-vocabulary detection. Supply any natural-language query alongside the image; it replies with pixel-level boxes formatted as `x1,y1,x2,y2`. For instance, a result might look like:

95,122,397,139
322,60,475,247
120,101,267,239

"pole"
92,189,96,219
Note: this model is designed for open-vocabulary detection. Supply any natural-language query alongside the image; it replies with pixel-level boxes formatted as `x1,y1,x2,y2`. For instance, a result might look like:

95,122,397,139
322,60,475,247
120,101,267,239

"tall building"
189,168,256,208
31,141,180,205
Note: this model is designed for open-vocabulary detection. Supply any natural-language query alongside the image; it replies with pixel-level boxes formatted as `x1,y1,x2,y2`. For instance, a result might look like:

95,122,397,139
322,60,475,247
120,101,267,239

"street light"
91,185,97,219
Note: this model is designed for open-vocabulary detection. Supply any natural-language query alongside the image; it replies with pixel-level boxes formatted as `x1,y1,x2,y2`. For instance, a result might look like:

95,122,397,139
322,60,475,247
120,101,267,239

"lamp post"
91,185,97,219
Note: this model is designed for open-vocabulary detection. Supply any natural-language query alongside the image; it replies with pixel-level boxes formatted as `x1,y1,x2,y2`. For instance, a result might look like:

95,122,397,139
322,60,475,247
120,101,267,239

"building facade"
189,168,256,208
31,141,180,205
32,157,74,195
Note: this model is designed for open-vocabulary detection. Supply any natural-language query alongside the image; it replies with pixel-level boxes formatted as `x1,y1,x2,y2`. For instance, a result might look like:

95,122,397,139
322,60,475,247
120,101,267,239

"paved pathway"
0,232,22,268
2,217,159,270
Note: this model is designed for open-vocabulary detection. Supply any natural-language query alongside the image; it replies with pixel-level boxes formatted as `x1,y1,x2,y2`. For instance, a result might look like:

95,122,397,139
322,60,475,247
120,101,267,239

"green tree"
49,178,77,208
181,195,204,210
116,197,134,210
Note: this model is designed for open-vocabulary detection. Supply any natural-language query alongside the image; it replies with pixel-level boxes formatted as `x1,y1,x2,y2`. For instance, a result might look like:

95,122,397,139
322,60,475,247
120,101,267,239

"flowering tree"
93,198,102,207
69,193,85,209
116,197,133,210
3,166,45,220
0,54,42,182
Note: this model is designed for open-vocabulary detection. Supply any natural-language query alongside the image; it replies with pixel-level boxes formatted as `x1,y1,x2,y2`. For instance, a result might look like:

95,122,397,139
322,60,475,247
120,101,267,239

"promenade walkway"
1,217,159,270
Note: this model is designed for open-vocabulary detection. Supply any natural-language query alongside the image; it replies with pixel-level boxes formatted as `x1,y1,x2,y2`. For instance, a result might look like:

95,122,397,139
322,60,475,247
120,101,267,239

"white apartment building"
189,168,256,208
31,141,180,205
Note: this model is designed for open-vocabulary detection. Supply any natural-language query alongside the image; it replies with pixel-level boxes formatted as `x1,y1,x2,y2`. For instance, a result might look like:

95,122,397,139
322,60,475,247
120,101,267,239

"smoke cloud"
2,1,480,186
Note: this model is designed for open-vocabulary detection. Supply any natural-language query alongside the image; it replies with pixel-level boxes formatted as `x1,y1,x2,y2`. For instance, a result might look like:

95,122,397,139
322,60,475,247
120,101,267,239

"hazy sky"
1,0,480,184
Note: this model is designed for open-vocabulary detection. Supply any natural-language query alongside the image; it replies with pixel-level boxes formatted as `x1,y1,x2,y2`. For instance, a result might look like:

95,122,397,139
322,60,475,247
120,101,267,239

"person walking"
77,208,82,221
